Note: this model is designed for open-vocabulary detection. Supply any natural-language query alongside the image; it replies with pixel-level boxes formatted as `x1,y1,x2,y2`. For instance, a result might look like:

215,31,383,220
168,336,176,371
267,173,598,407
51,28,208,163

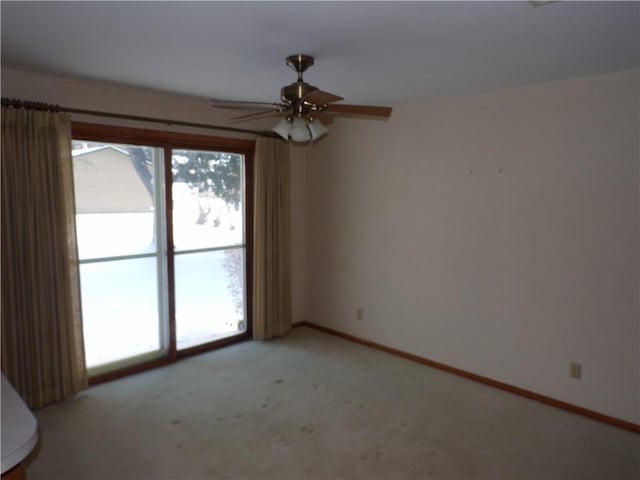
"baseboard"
293,321,640,434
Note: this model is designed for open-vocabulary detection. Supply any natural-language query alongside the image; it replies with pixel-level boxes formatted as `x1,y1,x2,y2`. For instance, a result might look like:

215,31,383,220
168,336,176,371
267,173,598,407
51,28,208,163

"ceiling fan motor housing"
280,82,318,105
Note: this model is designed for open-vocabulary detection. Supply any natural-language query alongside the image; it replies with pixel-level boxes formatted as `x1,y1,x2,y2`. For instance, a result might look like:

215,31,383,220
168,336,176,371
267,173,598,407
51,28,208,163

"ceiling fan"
210,54,393,143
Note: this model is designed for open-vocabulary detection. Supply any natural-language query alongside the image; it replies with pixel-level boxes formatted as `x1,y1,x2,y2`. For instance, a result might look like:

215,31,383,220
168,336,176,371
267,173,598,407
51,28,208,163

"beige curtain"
1,106,87,408
253,137,292,340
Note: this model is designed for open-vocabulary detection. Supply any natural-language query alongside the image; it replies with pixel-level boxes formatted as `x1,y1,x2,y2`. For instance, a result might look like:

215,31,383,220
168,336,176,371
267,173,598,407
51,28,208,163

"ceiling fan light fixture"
272,116,292,140
308,118,328,141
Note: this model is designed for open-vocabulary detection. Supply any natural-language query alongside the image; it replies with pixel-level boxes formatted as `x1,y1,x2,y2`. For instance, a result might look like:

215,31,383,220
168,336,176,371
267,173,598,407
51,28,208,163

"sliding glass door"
71,126,253,377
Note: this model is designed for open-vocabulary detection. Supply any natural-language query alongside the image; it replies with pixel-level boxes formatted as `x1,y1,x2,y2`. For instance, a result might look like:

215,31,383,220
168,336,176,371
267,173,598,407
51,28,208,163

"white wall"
305,70,640,424
1,67,308,325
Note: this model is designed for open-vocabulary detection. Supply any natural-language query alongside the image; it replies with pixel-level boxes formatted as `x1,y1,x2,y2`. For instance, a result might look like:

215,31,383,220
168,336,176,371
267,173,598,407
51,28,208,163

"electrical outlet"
356,308,364,320
569,361,582,380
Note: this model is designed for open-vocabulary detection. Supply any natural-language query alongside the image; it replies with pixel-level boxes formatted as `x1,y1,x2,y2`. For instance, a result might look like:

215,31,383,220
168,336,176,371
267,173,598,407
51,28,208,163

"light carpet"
24,326,639,479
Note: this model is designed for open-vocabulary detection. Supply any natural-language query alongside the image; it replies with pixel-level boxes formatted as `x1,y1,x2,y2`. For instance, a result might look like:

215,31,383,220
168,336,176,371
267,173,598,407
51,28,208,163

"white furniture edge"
1,374,38,474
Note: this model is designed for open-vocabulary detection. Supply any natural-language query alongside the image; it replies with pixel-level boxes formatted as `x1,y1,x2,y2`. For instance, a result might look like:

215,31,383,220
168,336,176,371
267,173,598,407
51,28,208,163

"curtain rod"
1,97,277,138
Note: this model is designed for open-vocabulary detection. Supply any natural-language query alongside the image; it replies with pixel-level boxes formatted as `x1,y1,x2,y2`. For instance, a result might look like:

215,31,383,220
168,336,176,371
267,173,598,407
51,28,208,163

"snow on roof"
72,145,130,157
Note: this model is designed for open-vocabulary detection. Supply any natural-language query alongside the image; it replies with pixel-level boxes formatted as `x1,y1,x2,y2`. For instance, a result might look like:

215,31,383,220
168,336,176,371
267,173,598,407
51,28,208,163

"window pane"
175,249,246,350
172,149,244,251
73,140,165,372
80,258,162,368
73,142,157,259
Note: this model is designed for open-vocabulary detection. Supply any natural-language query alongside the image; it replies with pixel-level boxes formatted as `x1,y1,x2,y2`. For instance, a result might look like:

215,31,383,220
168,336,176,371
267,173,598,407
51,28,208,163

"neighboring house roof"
72,146,153,214
72,145,130,157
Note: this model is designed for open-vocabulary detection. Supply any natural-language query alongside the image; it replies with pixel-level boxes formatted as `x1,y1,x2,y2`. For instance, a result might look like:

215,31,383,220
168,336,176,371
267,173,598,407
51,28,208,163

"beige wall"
305,69,640,424
1,67,308,325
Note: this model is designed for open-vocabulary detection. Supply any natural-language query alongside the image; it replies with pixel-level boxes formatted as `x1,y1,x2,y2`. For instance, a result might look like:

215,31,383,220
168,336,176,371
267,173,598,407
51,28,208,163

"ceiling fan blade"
229,109,281,122
325,104,392,117
304,89,344,105
211,98,285,110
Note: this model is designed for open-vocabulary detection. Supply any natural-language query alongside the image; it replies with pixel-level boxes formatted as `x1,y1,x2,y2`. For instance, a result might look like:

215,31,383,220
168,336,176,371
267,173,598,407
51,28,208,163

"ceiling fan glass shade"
290,116,311,142
308,118,329,140
272,117,292,140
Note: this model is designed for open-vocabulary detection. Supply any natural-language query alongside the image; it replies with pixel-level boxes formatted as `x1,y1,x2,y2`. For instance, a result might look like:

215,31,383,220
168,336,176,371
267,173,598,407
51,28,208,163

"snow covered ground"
77,210,245,368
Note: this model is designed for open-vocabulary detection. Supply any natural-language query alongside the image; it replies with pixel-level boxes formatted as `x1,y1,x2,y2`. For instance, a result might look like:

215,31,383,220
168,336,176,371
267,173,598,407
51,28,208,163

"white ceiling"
1,1,638,106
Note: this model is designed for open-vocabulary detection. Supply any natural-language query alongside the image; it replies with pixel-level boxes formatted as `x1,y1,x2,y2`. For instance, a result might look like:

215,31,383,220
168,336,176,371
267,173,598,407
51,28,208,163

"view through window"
171,148,246,349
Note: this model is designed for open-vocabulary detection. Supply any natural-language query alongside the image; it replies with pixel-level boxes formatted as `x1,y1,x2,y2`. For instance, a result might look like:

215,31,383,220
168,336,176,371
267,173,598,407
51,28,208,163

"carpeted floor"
25,326,639,479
